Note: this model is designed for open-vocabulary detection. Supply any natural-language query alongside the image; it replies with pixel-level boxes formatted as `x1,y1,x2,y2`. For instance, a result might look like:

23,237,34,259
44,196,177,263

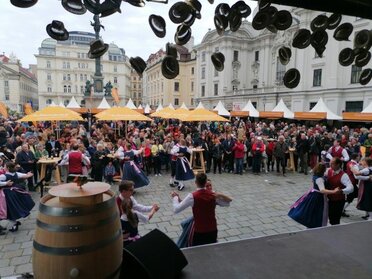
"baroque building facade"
194,7,372,114
130,69,143,107
36,31,131,109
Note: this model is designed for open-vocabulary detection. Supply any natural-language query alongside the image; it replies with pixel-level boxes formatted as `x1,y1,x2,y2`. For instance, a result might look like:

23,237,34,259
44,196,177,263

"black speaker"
121,229,188,279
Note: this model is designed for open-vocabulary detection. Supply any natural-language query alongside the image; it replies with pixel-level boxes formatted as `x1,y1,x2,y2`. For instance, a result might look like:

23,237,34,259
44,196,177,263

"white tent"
310,98,342,120
66,96,81,108
362,102,372,113
138,104,143,110
272,99,294,119
180,102,188,110
49,101,57,107
213,101,230,116
156,103,164,112
168,103,175,109
242,100,259,117
58,101,65,108
97,97,111,109
144,104,151,114
125,98,137,109
196,102,205,109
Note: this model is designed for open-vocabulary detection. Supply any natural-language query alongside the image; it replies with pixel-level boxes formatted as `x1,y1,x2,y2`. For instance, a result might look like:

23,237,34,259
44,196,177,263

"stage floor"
180,221,372,279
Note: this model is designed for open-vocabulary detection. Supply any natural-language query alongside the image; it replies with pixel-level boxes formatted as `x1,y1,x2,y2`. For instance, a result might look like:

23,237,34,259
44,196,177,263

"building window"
84,74,87,81
351,65,362,84
63,85,67,93
138,92,141,98
253,85,258,89
345,101,363,112
78,63,81,68
191,81,194,92
4,81,8,87
276,57,286,84
114,65,117,72
214,84,218,96
82,63,85,69
46,99,52,105
174,82,179,92
201,51,206,62
114,77,118,83
191,67,194,75
67,74,71,81
5,94,9,101
46,61,51,68
68,85,71,93
201,85,205,97
252,102,257,108
80,86,84,93
133,84,136,89
201,67,205,79
309,102,317,110
313,69,322,87
47,86,52,92
75,74,77,81
47,73,51,81
80,74,83,81
63,62,66,69
63,74,67,81
174,98,179,106
67,62,70,69
255,51,259,62
233,50,239,61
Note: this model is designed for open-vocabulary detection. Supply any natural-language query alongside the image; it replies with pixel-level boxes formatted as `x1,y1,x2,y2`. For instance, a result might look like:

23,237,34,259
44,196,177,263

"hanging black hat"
214,14,228,36
327,13,342,30
162,55,179,79
258,0,271,10
334,22,353,41
265,6,279,33
231,1,251,18
310,14,329,32
46,20,69,41
88,39,109,59
292,29,311,49
311,29,328,49
355,49,371,68
183,11,196,27
10,0,38,8
169,2,192,24
229,8,242,32
62,0,87,15
166,43,178,59
83,0,101,14
149,14,166,38
314,45,326,58
283,68,301,89
278,46,292,65
274,10,292,31
338,48,355,67
186,0,202,19
211,52,225,72
124,0,145,7
174,24,192,46
129,56,147,76
359,68,372,85
215,3,230,18
252,10,271,30
100,0,122,18
354,29,372,50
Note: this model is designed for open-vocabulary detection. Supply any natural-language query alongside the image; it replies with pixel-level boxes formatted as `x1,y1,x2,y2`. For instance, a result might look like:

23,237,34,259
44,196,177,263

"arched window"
68,85,71,93
46,99,52,105
63,85,67,93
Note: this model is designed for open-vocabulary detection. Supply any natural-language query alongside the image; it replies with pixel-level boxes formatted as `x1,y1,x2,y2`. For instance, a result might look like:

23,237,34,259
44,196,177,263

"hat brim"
355,51,371,68
149,15,166,38
283,69,301,89
169,2,191,24
327,14,342,30
252,11,270,30
46,24,69,41
292,29,311,49
333,23,353,41
360,69,372,85
174,26,192,46
11,0,38,8
338,48,355,67
162,56,179,79
88,43,109,59
62,0,87,15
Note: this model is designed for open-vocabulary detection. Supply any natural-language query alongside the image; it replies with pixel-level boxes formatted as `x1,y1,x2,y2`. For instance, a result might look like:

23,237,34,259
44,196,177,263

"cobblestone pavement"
0,171,364,277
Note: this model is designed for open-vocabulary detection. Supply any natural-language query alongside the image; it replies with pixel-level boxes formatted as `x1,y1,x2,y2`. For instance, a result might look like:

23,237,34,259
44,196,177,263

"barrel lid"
49,182,111,198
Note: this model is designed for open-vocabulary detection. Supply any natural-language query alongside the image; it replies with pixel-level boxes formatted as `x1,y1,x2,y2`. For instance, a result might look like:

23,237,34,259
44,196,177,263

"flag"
0,102,8,119
24,103,33,115
112,87,120,104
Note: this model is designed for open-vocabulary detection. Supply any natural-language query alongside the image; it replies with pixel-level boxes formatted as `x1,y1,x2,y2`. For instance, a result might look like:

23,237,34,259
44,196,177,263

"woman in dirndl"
353,157,372,220
174,139,194,191
288,163,340,228
121,143,149,189
0,162,35,232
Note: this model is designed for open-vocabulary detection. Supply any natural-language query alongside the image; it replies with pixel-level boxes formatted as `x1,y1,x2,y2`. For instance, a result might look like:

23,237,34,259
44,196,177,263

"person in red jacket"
252,137,265,175
171,173,230,246
232,139,245,175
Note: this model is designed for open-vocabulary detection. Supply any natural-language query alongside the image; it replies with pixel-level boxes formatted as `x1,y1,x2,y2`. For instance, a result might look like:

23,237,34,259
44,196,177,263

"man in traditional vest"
59,144,90,175
172,173,230,246
325,157,354,225
328,139,350,162
342,153,360,217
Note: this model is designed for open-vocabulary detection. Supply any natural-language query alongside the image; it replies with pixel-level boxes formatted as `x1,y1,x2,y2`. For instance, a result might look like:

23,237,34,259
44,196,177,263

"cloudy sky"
0,0,257,67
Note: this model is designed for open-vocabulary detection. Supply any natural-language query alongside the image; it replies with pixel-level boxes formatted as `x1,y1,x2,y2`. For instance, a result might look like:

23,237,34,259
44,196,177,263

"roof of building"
0,55,9,63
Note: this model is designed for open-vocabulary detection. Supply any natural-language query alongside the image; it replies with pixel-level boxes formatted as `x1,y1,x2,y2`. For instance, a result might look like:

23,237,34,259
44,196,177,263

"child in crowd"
104,160,115,185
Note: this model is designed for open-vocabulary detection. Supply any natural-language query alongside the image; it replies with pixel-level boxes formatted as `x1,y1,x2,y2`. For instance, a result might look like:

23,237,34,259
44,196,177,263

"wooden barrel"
32,189,122,278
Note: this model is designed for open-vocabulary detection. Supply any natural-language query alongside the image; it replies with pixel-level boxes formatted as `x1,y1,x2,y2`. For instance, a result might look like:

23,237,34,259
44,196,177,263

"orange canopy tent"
94,106,151,121
180,103,228,122
18,106,83,122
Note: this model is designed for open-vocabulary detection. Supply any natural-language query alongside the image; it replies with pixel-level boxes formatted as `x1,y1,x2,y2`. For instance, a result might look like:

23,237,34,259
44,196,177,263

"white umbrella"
213,101,230,116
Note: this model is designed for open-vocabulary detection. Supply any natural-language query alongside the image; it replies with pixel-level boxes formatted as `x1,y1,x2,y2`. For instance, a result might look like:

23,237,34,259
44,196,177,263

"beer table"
288,148,296,173
38,157,62,185
190,148,206,174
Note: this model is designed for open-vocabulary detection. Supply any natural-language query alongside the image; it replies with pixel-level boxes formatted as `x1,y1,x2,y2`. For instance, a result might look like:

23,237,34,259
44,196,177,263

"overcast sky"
0,0,257,67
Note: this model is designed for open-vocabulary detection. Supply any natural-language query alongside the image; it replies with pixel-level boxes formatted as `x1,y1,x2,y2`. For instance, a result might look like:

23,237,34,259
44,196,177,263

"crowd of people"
0,117,371,246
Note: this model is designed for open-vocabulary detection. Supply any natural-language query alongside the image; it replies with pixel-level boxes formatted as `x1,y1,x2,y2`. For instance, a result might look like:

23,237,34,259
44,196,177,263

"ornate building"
0,54,38,112
130,69,143,106
194,7,372,114
142,43,196,108
36,31,131,108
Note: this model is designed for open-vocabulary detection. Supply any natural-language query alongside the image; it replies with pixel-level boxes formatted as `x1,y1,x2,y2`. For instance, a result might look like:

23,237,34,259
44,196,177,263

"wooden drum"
32,182,122,279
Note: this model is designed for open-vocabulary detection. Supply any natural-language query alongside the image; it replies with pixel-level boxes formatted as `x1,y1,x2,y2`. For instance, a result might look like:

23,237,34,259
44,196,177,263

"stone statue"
104,81,113,96
84,80,92,96
91,14,105,34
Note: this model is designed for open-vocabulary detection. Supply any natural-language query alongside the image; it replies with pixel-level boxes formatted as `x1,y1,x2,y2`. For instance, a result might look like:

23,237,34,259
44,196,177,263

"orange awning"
259,111,284,119
342,112,372,122
230,111,249,117
294,112,327,120
69,108,104,114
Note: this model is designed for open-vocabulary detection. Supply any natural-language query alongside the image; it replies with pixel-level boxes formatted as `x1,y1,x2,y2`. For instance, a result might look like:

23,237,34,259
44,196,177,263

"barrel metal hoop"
33,229,122,255
36,211,119,232
39,196,115,217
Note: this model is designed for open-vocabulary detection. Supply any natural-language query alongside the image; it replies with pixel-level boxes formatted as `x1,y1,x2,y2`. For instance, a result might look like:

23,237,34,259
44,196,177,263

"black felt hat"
174,24,192,46
211,52,225,72
183,11,196,27
283,68,301,89
338,48,355,66
149,14,166,38
100,0,122,17
278,46,292,65
124,0,145,7
215,3,230,18
229,8,242,32
166,43,178,59
169,2,192,24
252,10,271,30
46,20,69,41
334,22,353,41
360,68,372,85
292,29,311,49
311,29,328,49
310,14,329,32
186,0,202,19
162,55,179,79
83,0,101,14
129,56,147,76
62,0,87,15
10,0,38,8
354,29,372,50
258,0,271,10
327,13,342,30
88,39,109,59
355,49,371,68
274,10,292,31
214,14,228,36
231,0,251,18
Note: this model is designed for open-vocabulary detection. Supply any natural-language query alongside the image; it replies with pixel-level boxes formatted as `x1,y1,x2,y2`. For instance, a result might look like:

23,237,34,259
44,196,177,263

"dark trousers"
328,200,345,225
252,154,262,173
93,164,103,182
224,152,234,172
153,155,161,174
213,157,222,174
144,156,152,175
276,157,286,174
205,152,212,172
299,152,308,173
267,155,274,171
192,230,217,247
235,158,243,174
171,160,177,177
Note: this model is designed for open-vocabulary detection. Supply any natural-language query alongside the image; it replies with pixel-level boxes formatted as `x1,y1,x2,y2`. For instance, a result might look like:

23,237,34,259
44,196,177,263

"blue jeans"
235,158,243,174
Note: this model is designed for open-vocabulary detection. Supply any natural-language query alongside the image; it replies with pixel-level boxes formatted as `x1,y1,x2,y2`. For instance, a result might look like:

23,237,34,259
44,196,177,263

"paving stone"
15,263,33,274
0,266,15,277
0,259,10,268
10,256,31,266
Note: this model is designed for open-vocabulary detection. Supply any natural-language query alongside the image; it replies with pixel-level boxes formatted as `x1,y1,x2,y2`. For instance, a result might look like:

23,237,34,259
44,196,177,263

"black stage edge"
180,221,372,279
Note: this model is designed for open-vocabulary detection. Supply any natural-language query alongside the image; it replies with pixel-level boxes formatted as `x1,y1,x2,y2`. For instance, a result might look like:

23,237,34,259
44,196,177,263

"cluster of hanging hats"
214,1,251,36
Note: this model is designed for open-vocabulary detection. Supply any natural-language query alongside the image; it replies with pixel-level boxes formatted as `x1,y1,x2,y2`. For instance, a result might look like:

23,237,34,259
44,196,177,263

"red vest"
330,146,343,158
68,151,83,174
116,196,123,216
192,189,217,233
346,161,357,186
327,169,346,201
